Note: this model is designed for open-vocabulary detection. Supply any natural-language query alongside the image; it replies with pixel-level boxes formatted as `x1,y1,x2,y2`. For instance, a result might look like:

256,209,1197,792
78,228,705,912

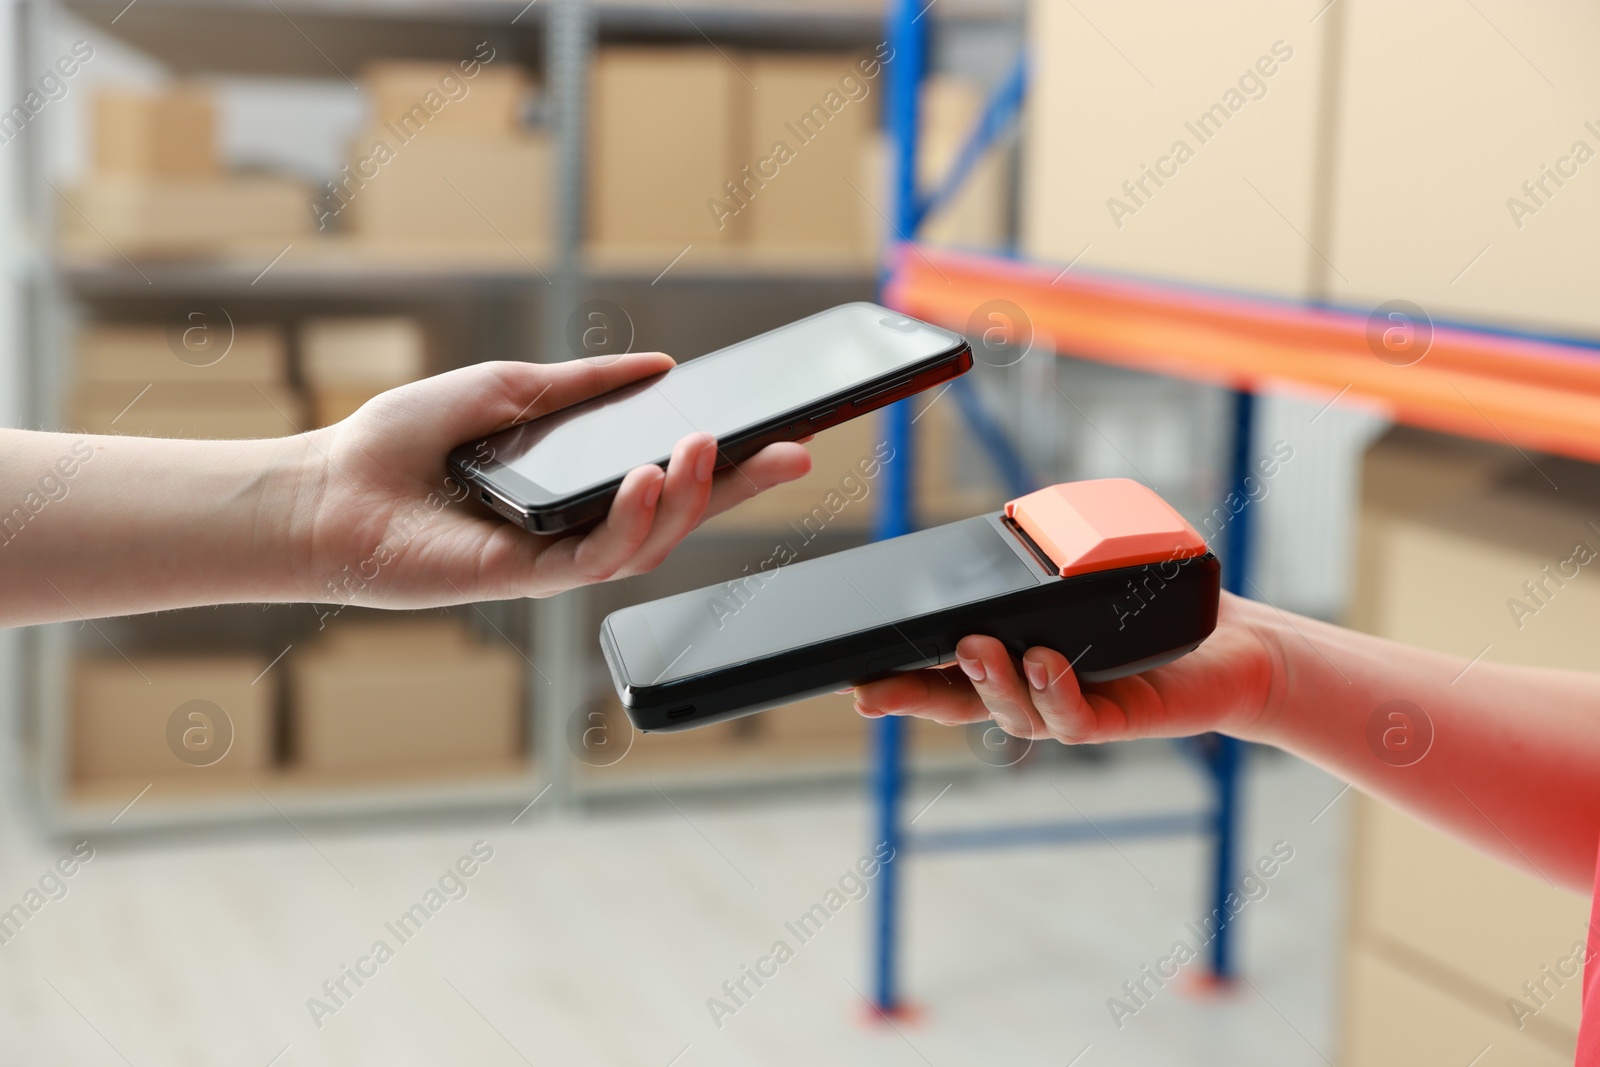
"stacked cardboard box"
300,316,428,427
365,60,525,136
737,53,877,256
588,47,882,260
1342,426,1595,1064
341,61,547,249
589,48,743,255
1329,0,1600,337
860,75,1009,255
288,618,523,776
70,323,306,439
71,655,276,787
916,77,1008,250
94,86,218,178
1021,4,1320,301
62,86,311,256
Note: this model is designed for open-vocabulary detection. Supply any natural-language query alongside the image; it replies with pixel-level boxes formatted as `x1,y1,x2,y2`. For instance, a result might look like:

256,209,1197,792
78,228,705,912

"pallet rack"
14,0,1024,835
866,0,1600,1018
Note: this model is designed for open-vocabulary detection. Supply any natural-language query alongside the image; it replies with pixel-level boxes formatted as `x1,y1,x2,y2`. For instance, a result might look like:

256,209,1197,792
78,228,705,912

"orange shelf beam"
887,247,1600,465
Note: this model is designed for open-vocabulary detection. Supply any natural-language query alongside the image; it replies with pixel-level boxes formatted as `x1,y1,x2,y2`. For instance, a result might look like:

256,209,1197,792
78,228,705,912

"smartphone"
449,302,972,534
600,479,1222,732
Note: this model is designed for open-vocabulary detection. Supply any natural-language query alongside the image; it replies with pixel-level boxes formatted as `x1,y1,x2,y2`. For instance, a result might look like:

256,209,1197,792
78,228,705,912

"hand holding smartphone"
449,302,972,534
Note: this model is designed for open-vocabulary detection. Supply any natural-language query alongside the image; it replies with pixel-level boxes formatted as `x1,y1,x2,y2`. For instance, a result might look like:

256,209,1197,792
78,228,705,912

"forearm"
1240,603,1600,892
0,429,322,626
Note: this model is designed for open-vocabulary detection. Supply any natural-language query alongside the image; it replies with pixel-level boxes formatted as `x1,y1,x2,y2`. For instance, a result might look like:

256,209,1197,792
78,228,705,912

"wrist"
252,431,331,603
1214,594,1300,746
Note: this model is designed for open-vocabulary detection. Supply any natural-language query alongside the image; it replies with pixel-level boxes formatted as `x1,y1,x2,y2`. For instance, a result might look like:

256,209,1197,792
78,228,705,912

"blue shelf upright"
865,0,1251,1017
865,0,927,1018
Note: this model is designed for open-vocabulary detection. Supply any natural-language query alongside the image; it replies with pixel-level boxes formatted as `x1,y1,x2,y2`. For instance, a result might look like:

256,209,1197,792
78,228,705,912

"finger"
611,432,718,578
853,664,989,725
955,635,1050,740
372,354,677,461
532,463,663,590
701,442,812,521
1019,647,1118,744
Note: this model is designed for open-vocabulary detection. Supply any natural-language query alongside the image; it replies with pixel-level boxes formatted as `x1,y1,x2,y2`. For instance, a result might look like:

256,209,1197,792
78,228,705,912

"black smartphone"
599,480,1222,732
449,302,972,534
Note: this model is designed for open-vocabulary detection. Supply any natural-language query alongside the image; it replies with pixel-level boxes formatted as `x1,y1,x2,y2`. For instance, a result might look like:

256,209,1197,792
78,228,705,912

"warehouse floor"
0,745,1348,1067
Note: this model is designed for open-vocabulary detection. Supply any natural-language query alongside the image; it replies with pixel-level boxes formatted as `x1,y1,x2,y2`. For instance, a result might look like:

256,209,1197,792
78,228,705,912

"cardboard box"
918,76,1007,250
322,617,472,654
1342,425,1598,1064
1353,427,1600,668
739,53,875,254
72,655,275,783
1351,794,1587,1041
364,60,527,137
289,622,523,774
1021,3,1322,301
301,317,426,387
1343,948,1571,1067
60,176,312,256
342,130,548,247
1331,0,1600,335
589,48,741,251
92,86,217,178
71,382,308,439
77,324,287,385
859,75,1007,257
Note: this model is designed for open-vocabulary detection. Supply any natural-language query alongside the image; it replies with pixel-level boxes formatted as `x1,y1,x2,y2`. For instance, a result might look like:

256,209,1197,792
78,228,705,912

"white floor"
0,746,1350,1067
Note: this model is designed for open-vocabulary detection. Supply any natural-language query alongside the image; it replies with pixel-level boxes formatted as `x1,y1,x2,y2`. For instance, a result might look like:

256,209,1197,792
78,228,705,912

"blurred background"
0,0,1595,1063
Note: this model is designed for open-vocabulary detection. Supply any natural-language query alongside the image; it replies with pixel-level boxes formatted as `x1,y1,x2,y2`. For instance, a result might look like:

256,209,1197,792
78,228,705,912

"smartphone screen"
610,517,1045,685
471,303,963,501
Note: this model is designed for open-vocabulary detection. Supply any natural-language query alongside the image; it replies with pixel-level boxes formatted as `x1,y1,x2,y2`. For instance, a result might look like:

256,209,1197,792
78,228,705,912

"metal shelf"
890,245,1600,466
574,745,982,807
56,244,879,299
11,0,995,839
51,764,547,838
60,0,1017,79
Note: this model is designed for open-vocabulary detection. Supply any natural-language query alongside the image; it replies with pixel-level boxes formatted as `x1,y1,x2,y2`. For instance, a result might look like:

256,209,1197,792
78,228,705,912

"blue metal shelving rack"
867,0,1251,1015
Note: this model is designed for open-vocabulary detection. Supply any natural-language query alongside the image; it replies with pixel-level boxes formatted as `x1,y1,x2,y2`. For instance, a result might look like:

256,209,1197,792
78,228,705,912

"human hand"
290,354,811,608
851,592,1284,744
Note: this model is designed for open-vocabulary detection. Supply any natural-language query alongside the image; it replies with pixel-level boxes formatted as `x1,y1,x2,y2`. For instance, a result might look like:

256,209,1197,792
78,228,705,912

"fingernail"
694,445,716,483
957,654,985,683
1025,659,1047,691
642,475,662,508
